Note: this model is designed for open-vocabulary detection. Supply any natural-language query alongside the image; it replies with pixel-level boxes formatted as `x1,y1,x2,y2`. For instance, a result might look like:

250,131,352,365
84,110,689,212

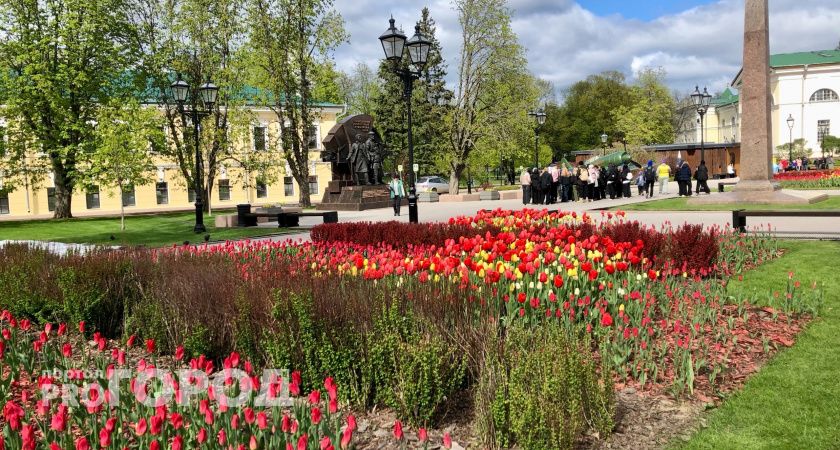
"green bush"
476,324,614,450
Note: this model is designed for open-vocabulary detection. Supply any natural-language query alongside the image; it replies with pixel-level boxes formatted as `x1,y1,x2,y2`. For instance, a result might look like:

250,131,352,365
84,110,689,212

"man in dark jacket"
676,160,692,196
694,160,710,195
540,168,553,205
530,168,541,204
620,164,632,197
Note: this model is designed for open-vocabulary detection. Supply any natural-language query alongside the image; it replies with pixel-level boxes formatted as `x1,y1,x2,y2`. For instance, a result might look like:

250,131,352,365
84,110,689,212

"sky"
330,0,840,99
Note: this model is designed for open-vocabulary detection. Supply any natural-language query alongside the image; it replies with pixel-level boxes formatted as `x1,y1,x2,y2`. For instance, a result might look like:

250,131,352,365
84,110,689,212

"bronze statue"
366,131,384,185
348,135,370,185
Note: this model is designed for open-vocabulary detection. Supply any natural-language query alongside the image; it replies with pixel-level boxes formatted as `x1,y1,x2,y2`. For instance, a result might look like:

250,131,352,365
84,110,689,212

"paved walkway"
251,180,840,243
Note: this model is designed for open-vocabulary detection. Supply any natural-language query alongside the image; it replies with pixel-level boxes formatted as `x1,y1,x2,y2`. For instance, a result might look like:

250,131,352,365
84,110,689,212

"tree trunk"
52,170,73,219
449,161,466,195
119,186,126,231
297,174,312,208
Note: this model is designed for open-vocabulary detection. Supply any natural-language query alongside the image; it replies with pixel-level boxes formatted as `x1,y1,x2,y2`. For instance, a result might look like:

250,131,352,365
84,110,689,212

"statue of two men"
348,135,370,185
348,131,385,185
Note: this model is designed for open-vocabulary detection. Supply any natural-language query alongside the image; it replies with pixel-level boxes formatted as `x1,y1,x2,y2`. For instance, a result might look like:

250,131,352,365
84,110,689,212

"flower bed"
0,209,822,449
773,169,840,189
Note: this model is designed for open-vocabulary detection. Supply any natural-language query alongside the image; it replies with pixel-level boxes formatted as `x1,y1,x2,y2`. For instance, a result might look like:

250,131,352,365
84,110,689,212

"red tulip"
297,435,308,450
257,411,268,430
99,428,112,447
175,346,185,361
249,435,258,450
127,335,137,347
197,428,208,443
172,435,183,450
393,420,403,441
146,339,156,354
78,321,85,333
418,428,428,442
320,437,333,450
601,311,613,327
311,406,322,425
74,437,90,450
443,433,452,449
135,418,148,436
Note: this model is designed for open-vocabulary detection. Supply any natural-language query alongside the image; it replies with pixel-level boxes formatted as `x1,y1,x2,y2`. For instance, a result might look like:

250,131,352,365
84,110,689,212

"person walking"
727,162,735,178
643,160,656,198
694,160,710,195
606,164,618,199
676,160,692,196
388,174,406,216
657,160,671,194
636,168,646,196
520,168,531,205
550,164,560,204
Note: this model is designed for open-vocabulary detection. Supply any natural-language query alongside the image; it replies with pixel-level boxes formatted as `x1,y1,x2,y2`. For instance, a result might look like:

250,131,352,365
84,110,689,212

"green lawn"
614,195,840,211
677,241,840,449
0,212,291,247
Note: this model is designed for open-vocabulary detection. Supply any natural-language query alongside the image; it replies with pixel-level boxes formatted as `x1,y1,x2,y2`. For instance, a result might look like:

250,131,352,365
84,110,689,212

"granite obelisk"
733,0,777,194
691,0,824,204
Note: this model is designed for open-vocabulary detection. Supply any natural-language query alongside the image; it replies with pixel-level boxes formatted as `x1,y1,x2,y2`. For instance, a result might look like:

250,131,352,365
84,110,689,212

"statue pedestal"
317,184,406,211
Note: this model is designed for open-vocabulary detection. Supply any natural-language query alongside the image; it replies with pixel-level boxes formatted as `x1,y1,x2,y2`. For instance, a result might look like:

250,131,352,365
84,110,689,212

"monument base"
689,181,828,205
317,184,406,211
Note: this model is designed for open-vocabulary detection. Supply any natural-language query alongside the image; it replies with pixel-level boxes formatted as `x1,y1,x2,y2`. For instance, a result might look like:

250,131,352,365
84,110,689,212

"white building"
676,49,840,157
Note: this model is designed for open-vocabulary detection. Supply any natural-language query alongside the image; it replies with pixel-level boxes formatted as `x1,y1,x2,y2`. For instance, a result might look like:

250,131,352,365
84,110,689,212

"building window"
156,182,169,205
85,186,100,209
188,188,196,204
253,126,266,151
256,179,268,198
122,185,136,207
283,176,294,196
308,126,319,149
47,188,56,212
818,120,831,142
0,191,9,215
218,180,231,201
810,89,839,103
308,175,319,195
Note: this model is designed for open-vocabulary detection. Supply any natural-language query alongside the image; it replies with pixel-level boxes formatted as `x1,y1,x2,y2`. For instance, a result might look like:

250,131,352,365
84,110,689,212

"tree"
540,72,633,157
247,0,347,207
820,135,840,157
338,63,382,117
612,68,676,146
372,8,452,176
446,0,527,193
135,0,255,214
774,138,813,160
0,0,140,218
89,102,164,230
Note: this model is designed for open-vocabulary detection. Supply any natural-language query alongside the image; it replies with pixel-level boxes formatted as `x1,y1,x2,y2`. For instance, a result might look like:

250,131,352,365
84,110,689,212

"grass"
677,241,840,449
0,212,292,247
613,195,840,211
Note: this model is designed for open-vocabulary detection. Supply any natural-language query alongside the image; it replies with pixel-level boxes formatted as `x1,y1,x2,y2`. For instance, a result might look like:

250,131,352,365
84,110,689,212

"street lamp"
379,17,431,224
171,74,218,233
786,114,795,165
600,132,608,156
691,86,713,162
527,109,546,168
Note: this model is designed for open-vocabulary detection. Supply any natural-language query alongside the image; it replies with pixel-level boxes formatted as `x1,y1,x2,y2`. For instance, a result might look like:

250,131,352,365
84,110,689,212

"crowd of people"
776,155,835,173
519,158,716,204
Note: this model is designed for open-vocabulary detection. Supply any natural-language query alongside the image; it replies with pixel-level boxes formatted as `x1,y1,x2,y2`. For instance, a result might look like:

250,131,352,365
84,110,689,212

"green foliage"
446,0,532,192
542,71,634,156
338,62,382,118
820,135,840,156
612,68,676,146
0,0,141,218
182,325,213,360
373,8,452,176
774,138,813,159
476,325,614,450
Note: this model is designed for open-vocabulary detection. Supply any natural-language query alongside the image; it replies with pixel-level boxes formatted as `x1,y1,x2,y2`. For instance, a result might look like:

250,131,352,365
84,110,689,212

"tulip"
393,420,403,441
443,433,452,449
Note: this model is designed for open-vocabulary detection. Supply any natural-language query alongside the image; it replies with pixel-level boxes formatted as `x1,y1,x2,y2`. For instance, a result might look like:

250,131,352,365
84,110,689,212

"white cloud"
331,0,840,96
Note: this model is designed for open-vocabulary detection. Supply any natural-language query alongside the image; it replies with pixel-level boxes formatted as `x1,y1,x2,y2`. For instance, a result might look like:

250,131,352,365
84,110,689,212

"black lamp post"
380,17,431,224
786,114,795,164
691,86,713,162
600,132,608,156
171,74,219,233
527,109,546,168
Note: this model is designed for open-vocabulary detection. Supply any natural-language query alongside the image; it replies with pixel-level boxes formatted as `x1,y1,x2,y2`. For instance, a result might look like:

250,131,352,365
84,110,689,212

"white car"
416,176,450,193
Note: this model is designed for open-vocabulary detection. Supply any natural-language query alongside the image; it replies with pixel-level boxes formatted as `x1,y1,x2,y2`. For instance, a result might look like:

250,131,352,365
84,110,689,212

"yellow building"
0,104,344,219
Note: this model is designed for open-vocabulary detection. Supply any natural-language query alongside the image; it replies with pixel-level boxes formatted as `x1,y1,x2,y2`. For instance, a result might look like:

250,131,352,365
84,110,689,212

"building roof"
732,49,840,87
712,88,739,107
770,49,840,68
